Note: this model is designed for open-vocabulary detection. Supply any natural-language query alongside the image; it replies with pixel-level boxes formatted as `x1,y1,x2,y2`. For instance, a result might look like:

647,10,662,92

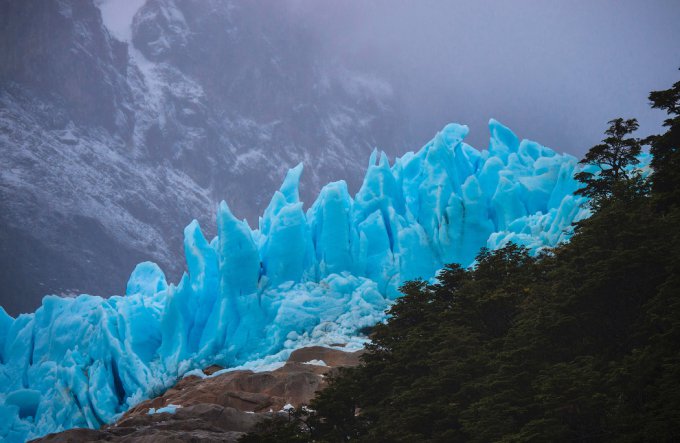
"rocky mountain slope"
32,346,362,442
0,0,410,315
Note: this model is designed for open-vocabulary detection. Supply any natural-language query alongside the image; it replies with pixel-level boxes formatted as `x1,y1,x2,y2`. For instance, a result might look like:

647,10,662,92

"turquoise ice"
0,121,593,441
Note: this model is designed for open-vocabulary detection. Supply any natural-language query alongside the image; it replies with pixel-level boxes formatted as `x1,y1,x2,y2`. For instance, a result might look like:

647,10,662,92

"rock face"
30,405,259,443
31,346,362,442
0,0,411,316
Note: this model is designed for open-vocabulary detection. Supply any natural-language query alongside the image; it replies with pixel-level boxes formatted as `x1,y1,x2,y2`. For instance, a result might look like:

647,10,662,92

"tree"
574,118,643,208
648,69,680,210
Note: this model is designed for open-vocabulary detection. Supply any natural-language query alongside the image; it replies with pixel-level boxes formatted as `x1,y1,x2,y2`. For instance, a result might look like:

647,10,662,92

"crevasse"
0,120,590,441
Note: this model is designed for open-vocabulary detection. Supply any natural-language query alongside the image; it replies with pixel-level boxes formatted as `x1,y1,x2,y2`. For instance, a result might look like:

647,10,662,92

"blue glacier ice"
1,120,598,441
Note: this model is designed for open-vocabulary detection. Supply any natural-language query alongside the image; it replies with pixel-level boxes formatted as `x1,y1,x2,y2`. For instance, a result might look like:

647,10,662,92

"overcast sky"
295,0,680,156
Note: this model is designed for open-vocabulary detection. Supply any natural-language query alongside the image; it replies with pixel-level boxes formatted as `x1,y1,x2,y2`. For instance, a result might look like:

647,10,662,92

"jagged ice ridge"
0,120,591,441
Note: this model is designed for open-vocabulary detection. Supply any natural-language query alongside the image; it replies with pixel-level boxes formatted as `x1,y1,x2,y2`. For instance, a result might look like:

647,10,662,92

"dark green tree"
239,413,310,443
574,118,643,208
648,69,680,210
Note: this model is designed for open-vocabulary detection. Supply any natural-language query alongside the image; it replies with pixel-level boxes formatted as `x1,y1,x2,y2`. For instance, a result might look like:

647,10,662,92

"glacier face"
0,120,588,442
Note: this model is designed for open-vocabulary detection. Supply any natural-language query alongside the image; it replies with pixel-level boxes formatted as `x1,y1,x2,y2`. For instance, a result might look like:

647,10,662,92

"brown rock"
202,365,225,376
287,346,364,367
31,346,362,442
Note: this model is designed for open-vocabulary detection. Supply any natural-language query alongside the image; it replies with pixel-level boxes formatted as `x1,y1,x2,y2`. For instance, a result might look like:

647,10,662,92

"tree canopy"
648,69,680,210
574,118,644,208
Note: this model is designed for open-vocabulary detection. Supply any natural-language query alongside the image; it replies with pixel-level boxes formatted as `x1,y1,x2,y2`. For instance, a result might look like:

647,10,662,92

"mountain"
0,0,411,316
0,119,589,442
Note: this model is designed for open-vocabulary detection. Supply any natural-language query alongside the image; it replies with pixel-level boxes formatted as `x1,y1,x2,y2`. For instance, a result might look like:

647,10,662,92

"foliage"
648,68,680,210
239,407,313,443
240,76,680,443
574,118,644,209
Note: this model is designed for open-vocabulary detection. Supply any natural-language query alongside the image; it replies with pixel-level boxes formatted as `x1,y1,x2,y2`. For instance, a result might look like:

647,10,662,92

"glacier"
0,120,591,441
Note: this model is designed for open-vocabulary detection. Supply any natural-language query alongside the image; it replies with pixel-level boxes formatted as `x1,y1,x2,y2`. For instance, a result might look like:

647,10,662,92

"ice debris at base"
0,120,596,442
302,360,328,367
148,404,182,415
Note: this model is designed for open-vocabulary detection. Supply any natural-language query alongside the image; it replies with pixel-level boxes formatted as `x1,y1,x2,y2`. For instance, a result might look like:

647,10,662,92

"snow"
148,404,182,415
95,0,147,43
302,360,328,367
0,121,603,442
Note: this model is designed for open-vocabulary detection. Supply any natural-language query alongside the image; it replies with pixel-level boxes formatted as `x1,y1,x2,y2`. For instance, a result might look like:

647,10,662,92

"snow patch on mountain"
95,0,148,43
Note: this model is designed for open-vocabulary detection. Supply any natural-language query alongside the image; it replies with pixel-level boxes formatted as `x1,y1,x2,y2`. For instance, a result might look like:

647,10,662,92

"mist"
292,0,680,155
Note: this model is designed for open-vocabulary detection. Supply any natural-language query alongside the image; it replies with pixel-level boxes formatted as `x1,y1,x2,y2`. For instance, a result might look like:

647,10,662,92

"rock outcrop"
32,346,362,442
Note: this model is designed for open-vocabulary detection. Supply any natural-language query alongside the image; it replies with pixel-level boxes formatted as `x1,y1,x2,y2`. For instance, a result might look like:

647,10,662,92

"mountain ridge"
0,0,411,316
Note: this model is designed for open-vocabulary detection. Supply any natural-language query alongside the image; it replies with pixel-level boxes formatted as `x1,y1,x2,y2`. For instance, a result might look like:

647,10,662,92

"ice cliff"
0,120,589,441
